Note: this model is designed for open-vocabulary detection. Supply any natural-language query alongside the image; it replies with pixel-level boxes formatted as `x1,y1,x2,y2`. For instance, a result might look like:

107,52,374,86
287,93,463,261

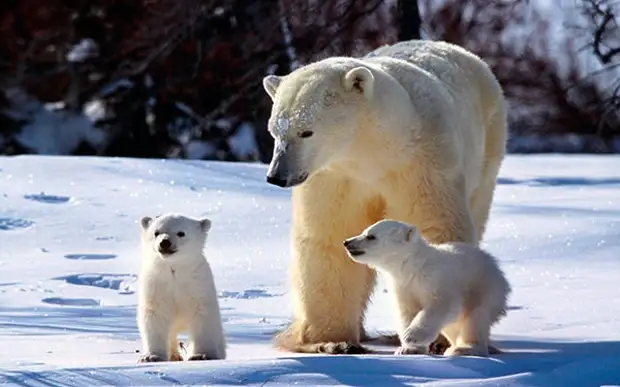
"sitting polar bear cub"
344,219,511,357
137,213,226,362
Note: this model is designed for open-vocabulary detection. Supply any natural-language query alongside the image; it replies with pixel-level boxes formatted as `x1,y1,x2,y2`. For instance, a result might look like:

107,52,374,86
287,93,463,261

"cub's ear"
263,75,283,101
140,216,153,231
200,218,212,233
343,66,374,97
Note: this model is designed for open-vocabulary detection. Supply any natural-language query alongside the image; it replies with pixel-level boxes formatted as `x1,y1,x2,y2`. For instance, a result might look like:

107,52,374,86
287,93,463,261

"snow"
228,122,260,161
66,38,99,63
0,154,619,386
4,88,108,154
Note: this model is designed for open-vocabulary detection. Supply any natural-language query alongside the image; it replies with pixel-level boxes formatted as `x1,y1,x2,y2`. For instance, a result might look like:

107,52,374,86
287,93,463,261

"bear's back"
362,39,501,116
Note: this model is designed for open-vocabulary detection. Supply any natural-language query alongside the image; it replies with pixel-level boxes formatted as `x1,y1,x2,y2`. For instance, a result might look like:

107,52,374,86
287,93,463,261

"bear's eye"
366,235,376,241
154,231,160,237
298,130,314,139
177,231,185,238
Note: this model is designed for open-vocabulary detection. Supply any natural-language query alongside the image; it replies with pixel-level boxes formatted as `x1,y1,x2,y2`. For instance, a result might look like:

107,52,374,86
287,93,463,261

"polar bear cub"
344,219,511,357
137,213,226,362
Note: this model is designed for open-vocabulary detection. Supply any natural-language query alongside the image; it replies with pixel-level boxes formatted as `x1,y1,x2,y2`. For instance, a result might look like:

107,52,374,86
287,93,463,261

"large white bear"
262,39,508,354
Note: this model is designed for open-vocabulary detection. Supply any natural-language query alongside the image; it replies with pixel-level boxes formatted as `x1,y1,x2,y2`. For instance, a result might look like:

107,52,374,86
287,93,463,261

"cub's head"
139,213,212,261
262,60,375,188
343,219,420,267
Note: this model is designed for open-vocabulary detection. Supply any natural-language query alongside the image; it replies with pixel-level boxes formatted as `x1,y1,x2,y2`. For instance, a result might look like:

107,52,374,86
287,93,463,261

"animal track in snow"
54,273,136,295
219,289,281,300
64,253,117,260
0,218,34,231
41,297,101,306
23,193,72,204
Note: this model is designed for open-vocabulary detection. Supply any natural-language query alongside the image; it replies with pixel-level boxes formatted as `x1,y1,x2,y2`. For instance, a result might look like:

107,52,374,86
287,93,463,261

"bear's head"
139,213,212,262
262,61,375,188
343,219,420,269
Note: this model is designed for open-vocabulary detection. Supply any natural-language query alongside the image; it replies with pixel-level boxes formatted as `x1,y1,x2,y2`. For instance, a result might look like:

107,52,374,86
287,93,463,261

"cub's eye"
177,231,185,238
298,130,314,138
366,235,376,241
154,231,160,237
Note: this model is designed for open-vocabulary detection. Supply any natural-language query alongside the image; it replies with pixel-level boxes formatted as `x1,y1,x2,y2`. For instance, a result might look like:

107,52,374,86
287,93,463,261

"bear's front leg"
276,240,375,354
275,175,384,354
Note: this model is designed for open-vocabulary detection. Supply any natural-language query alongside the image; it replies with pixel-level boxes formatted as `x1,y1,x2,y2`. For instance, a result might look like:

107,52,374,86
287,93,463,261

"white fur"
344,219,511,357
262,39,508,355
136,213,226,362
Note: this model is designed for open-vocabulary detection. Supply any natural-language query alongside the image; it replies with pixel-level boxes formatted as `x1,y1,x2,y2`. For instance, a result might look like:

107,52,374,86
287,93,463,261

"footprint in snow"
219,289,281,299
53,273,136,295
64,253,117,260
23,193,72,204
41,297,100,306
0,218,34,231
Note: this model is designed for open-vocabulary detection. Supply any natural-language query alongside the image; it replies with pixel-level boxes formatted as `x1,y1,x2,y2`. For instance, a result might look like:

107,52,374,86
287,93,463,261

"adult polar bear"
262,39,508,354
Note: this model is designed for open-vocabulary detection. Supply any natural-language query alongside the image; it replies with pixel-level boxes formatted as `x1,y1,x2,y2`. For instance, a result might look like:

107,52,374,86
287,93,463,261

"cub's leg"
137,309,171,363
395,299,461,356
385,172,476,354
186,314,226,361
444,307,491,357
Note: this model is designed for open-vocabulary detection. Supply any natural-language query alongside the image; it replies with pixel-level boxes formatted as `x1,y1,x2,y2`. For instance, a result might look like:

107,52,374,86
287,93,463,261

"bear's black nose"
266,175,288,187
343,240,351,248
159,238,172,249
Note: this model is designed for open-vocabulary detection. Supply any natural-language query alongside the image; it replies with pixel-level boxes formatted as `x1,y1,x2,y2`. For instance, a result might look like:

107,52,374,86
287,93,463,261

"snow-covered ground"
0,154,618,386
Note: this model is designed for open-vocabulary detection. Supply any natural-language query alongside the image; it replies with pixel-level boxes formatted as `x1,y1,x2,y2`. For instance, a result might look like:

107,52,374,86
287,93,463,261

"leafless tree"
397,0,422,40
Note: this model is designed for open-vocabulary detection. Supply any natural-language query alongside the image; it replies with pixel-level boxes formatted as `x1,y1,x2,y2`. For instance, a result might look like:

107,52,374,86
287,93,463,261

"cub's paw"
395,345,428,355
137,353,166,363
188,353,216,361
317,342,368,355
444,345,489,357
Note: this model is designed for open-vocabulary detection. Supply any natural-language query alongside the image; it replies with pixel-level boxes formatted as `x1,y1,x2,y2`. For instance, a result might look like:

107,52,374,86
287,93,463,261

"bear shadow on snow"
283,339,620,387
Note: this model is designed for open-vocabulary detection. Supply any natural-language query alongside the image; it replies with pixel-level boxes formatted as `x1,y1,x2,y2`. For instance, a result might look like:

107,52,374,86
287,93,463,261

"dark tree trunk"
397,0,422,40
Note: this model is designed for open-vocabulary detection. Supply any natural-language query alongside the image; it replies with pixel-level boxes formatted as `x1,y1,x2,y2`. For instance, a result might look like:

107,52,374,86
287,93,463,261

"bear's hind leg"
169,335,183,361
470,104,507,243
385,171,477,354
469,155,504,244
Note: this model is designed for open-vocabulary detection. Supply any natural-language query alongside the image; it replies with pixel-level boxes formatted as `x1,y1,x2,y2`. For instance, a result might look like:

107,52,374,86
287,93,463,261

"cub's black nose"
266,175,288,187
343,240,351,248
159,239,171,249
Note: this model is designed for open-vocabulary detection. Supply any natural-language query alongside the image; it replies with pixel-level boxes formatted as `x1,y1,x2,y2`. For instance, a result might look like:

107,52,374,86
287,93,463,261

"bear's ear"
343,66,374,97
199,218,212,233
263,75,282,101
140,216,152,231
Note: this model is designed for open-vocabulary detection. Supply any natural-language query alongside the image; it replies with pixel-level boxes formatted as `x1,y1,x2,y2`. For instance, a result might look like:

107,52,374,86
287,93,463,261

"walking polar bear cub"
262,39,508,354
344,219,511,357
